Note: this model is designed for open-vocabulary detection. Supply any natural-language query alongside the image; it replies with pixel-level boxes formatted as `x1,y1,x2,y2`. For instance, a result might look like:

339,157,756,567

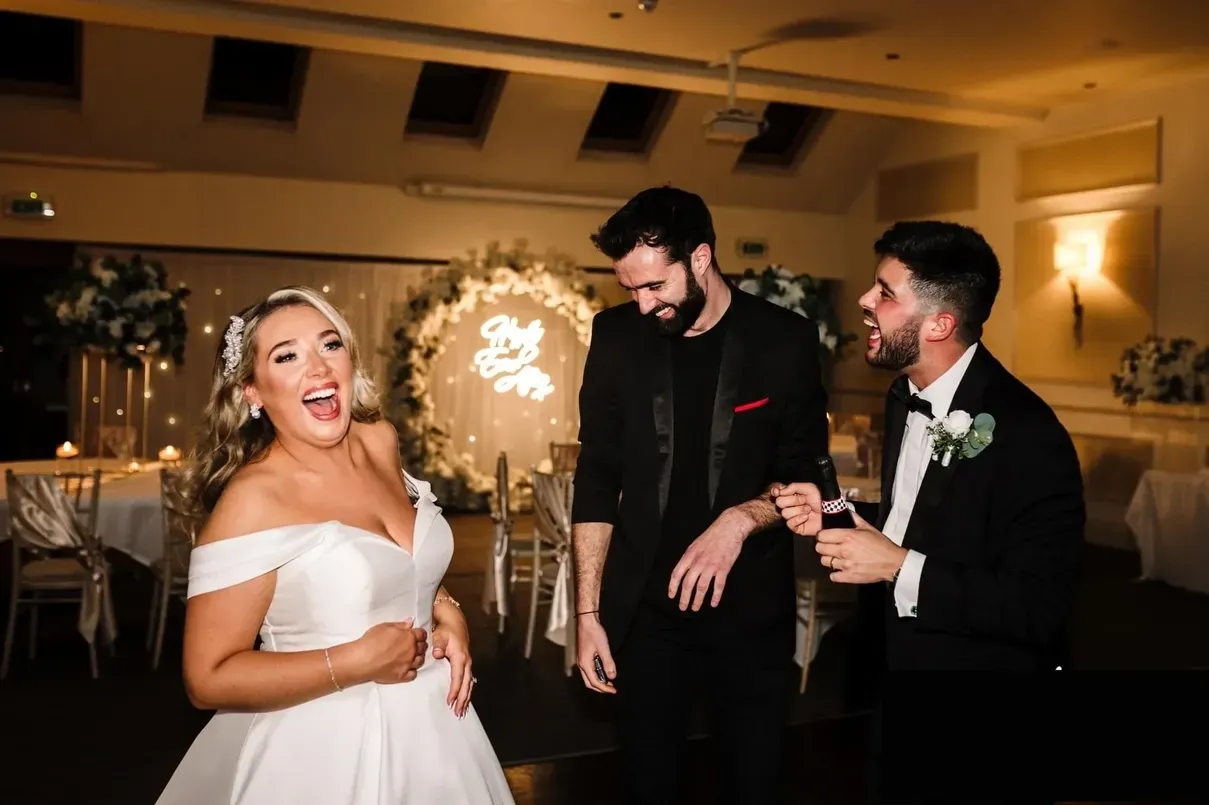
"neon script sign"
474,314,555,401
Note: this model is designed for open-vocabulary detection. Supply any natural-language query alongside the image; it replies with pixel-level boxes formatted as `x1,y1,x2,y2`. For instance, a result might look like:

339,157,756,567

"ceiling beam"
4,0,1050,127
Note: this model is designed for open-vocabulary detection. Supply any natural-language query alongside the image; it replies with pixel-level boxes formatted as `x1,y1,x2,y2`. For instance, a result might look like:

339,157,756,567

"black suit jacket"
850,345,1085,677
572,288,830,653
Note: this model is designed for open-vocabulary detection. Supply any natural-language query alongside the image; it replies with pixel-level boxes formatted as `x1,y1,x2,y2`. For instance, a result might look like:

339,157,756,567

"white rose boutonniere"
927,410,995,467
943,410,972,438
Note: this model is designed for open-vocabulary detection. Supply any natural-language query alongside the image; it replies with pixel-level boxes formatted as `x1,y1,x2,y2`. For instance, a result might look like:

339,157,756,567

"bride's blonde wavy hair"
182,286,382,525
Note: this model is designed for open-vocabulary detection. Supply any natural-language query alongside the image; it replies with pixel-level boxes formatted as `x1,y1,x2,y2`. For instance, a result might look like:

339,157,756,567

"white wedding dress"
156,473,514,804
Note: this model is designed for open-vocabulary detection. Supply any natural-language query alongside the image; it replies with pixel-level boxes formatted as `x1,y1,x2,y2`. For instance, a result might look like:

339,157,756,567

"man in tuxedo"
776,219,1085,672
571,186,830,804
775,221,1084,801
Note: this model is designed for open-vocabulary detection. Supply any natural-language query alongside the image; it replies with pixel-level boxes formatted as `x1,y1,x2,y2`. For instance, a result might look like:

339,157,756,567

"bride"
156,286,514,804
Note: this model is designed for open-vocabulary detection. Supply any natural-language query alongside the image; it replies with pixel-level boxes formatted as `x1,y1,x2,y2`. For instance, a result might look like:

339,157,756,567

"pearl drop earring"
249,403,262,419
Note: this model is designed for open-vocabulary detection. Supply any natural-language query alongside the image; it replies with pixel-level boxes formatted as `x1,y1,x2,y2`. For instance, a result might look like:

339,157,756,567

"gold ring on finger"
829,556,836,570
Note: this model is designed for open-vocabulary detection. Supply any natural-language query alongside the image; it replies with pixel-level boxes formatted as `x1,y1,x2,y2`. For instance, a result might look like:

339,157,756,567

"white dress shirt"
883,343,979,618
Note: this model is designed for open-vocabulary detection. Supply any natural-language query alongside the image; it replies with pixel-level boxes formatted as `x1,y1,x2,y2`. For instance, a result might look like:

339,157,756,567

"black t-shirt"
642,307,732,617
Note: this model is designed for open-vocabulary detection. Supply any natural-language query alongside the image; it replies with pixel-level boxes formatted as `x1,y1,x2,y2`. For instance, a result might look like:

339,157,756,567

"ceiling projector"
702,108,766,145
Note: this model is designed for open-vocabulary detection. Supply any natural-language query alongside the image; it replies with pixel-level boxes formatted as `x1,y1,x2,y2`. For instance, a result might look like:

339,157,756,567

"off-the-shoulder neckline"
193,520,417,555
194,473,435,554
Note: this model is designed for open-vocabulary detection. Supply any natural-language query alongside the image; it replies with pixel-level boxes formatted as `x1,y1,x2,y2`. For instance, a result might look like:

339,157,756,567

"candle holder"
55,441,81,474
141,356,152,459
96,351,109,458
125,365,135,454
158,445,183,467
78,352,89,459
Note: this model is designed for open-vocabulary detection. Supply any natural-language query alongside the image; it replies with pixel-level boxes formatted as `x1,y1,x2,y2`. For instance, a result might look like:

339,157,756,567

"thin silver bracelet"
324,647,343,692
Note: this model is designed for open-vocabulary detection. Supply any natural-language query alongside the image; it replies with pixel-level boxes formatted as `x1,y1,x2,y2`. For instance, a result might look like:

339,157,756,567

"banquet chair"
98,425,137,462
52,470,102,543
505,463,537,590
2,469,116,680
524,470,576,676
481,452,514,635
148,469,197,669
548,442,580,475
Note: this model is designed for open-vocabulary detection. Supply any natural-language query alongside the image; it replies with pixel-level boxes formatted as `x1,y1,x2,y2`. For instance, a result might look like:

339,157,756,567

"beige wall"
836,73,1209,539
0,163,848,284
839,71,1209,419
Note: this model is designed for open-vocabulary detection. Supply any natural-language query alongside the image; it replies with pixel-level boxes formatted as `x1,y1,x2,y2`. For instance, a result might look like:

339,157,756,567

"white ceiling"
3,0,1207,215
11,0,1209,126
0,21,900,213
236,0,1209,103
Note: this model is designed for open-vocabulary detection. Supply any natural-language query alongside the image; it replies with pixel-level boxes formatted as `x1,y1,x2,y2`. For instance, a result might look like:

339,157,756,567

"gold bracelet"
324,647,343,692
434,594,461,609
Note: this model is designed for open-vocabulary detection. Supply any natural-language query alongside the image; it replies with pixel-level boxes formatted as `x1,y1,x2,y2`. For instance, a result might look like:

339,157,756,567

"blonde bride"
156,286,513,804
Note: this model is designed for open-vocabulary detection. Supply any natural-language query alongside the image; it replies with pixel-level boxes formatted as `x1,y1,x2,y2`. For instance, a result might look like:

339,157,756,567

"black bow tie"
893,385,934,420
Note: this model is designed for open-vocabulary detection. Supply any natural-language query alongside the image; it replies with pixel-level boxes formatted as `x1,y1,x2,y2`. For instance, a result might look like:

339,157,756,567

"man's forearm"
727,486,782,540
572,522,613,613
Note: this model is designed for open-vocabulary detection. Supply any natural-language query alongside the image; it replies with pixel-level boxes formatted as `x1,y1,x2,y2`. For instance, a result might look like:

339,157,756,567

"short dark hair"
590,186,718,271
874,220,1000,345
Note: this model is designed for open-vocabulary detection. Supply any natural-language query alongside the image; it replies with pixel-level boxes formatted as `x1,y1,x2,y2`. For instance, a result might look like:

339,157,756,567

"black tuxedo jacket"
850,345,1085,675
571,288,830,652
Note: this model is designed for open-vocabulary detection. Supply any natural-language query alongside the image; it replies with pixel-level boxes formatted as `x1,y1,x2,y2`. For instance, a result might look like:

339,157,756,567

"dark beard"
867,315,922,371
650,267,707,336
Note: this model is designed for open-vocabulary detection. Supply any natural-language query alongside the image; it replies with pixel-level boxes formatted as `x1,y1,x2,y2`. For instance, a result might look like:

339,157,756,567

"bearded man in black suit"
571,186,831,804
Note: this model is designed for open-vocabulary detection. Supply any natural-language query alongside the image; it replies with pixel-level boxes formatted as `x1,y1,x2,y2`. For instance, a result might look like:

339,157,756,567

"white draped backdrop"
428,293,586,475
68,248,589,481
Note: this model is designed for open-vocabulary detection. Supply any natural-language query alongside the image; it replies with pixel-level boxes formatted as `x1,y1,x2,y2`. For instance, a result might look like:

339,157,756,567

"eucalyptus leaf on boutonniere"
927,410,996,467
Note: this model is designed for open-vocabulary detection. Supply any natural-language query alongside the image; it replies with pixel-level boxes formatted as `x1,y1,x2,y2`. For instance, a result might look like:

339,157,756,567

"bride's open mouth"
864,315,880,349
301,382,341,421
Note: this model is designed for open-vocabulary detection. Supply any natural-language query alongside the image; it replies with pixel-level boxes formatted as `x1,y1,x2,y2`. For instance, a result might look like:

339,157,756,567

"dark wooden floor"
503,714,869,805
2,514,1208,803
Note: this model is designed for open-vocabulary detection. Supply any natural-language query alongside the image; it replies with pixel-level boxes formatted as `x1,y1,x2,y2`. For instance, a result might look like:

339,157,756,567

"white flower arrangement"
926,410,995,467
382,240,604,510
44,253,191,369
737,265,857,359
1111,335,1208,406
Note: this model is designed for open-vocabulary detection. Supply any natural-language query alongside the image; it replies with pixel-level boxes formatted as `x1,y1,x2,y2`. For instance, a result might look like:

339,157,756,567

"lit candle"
56,441,79,459
158,445,181,463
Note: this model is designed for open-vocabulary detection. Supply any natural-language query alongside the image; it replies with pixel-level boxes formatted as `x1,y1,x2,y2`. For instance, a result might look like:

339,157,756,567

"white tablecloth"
0,462,165,566
1124,469,1209,595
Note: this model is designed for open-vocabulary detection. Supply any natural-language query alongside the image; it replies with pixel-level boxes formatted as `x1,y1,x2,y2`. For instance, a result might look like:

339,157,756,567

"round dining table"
0,459,166,566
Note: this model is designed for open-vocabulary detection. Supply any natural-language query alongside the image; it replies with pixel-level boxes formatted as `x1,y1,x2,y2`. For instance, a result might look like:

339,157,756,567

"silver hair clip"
222,316,245,378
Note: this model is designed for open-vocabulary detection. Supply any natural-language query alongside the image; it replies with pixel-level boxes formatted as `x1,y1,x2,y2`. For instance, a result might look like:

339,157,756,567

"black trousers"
613,605,793,805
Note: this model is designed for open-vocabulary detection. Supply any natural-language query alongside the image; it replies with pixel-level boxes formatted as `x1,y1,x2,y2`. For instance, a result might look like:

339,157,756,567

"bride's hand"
346,619,428,685
432,621,474,718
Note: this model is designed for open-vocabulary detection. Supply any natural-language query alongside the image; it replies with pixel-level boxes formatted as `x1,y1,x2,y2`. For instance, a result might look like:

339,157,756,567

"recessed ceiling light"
885,53,900,61
609,11,623,19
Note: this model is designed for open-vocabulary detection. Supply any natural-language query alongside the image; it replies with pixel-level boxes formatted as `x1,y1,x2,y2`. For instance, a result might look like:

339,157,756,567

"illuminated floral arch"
383,241,605,510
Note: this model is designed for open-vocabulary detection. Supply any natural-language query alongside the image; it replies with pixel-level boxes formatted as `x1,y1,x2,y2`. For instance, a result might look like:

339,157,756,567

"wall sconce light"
1053,232,1103,347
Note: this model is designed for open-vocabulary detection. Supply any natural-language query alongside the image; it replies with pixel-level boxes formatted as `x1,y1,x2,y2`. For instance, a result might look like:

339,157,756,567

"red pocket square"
734,397,769,413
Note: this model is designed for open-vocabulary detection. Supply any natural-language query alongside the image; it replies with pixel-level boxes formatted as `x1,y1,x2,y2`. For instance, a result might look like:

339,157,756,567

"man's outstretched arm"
571,313,622,692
